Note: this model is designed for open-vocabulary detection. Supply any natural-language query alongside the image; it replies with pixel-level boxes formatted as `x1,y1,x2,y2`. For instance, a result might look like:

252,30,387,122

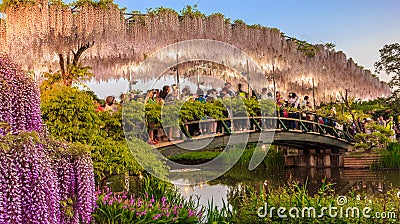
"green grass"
169,145,284,169
169,151,222,161
373,143,400,169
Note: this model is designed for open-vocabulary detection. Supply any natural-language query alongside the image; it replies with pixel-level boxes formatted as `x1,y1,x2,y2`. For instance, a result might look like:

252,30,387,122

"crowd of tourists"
94,82,398,145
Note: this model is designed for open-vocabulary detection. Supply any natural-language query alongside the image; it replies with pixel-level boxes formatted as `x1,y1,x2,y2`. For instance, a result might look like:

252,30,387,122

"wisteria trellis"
0,56,95,224
0,1,390,103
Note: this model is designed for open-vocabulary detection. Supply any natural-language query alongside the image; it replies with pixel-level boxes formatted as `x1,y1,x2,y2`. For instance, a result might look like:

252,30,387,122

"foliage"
209,12,225,18
169,151,222,162
48,0,69,7
373,143,400,169
0,0,35,11
233,19,246,25
123,98,273,128
325,42,336,51
40,86,167,187
204,199,232,224
226,180,399,223
375,43,400,113
285,36,319,58
93,187,202,223
180,5,205,18
71,0,118,9
98,109,124,140
41,64,93,90
91,139,143,187
41,86,105,145
375,43,400,88
354,123,392,152
170,145,284,169
147,6,178,16
248,24,263,29
122,99,146,139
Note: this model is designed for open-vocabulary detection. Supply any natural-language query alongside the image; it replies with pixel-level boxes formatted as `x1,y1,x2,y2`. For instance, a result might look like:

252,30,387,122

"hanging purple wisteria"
0,56,42,134
0,56,95,224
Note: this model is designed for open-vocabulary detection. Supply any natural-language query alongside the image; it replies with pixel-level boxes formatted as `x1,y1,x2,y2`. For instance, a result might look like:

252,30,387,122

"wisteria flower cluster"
0,57,96,223
0,56,42,135
0,132,96,223
93,188,203,223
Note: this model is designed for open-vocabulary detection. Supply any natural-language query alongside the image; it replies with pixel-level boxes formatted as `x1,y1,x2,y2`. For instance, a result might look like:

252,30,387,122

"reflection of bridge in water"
156,116,354,167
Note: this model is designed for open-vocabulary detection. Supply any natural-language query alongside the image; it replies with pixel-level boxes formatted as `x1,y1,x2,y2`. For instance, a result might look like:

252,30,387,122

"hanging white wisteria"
0,0,390,102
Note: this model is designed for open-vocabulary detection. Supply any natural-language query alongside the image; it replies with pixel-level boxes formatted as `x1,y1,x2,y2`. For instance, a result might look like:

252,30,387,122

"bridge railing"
149,115,354,143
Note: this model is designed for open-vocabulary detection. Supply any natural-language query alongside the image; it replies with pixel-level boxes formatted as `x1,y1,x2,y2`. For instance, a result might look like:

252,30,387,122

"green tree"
375,43,400,88
354,123,392,152
41,86,105,145
375,43,400,113
41,86,167,187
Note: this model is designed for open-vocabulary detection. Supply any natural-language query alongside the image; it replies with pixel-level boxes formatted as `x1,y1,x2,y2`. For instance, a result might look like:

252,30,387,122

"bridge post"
324,154,331,167
309,149,316,167
338,154,345,167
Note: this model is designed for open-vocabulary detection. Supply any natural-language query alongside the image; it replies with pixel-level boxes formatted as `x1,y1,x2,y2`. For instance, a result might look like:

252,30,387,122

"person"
220,88,229,99
288,92,299,109
154,89,164,103
377,116,386,127
276,91,284,107
181,87,191,101
165,84,178,103
104,96,118,112
260,88,269,100
331,106,337,119
145,90,157,104
160,85,170,100
318,117,325,124
195,88,206,103
206,89,218,102
94,101,104,112
386,116,396,141
300,96,310,111
237,83,247,98
145,90,159,144
222,82,235,97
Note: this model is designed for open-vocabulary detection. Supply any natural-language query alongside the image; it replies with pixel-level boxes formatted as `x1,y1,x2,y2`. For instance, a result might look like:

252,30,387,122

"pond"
174,165,400,209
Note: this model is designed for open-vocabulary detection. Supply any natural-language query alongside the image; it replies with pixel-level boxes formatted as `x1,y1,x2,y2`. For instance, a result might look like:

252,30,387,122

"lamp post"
128,69,132,92
312,78,316,109
176,53,180,100
246,60,250,98
268,65,277,118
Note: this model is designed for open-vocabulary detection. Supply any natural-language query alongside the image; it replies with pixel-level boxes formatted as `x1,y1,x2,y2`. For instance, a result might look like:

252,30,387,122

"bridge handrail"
147,116,354,143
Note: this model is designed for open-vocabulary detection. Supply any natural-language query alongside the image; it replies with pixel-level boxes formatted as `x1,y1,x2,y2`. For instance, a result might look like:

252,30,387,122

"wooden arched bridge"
155,116,355,160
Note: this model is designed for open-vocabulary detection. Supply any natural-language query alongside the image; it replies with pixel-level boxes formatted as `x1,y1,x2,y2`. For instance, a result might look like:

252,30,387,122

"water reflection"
175,165,400,209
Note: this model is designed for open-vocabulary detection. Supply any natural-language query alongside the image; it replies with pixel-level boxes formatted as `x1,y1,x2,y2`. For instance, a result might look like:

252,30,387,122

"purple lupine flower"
161,197,167,207
153,214,162,220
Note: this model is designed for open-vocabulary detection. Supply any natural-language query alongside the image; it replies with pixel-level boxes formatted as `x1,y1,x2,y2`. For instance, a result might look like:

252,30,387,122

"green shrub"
373,143,400,169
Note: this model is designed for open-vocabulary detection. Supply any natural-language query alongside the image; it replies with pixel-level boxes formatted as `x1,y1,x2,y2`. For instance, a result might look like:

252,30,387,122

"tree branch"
72,41,95,67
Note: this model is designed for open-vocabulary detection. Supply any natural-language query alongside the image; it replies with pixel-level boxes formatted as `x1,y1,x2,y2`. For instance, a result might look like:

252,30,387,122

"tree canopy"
375,43,400,113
